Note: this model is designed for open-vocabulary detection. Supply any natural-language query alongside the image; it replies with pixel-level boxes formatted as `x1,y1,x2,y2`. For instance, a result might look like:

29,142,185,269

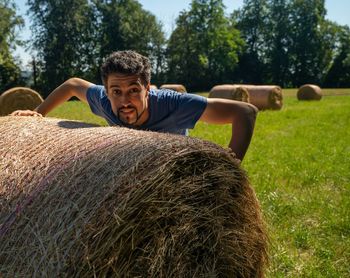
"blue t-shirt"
86,85,207,135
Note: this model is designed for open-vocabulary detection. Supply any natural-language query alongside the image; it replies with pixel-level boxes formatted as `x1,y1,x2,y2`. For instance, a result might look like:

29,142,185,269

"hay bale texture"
235,85,283,110
208,85,250,102
0,116,268,277
297,84,322,100
0,87,43,116
160,84,187,93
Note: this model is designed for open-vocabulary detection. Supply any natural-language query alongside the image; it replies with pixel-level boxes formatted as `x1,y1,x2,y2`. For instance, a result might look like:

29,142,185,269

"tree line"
0,0,24,92
1,0,350,95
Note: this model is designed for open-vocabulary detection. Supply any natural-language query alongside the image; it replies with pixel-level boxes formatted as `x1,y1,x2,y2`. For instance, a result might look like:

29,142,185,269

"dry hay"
297,84,322,100
234,85,283,110
0,116,268,277
160,84,187,93
0,87,44,116
208,85,250,102
150,84,158,90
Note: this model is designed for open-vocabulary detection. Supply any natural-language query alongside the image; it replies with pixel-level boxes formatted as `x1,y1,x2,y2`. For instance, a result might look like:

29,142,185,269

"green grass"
47,92,350,277
48,101,108,126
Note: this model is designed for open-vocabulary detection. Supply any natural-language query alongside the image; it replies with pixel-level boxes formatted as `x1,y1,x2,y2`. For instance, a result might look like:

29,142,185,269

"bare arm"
199,98,258,161
11,78,94,116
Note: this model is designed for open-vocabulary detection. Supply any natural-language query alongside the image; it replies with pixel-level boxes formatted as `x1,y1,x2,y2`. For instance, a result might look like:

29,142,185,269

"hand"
227,147,241,164
10,110,43,117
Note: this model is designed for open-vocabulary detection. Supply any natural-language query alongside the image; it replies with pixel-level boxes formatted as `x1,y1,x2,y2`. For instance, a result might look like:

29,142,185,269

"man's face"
106,73,149,126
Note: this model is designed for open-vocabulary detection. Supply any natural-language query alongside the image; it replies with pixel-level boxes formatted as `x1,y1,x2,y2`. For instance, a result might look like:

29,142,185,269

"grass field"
47,89,350,277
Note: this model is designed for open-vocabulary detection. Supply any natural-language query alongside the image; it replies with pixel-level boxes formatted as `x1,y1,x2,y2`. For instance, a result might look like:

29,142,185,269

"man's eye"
130,88,140,94
112,90,121,95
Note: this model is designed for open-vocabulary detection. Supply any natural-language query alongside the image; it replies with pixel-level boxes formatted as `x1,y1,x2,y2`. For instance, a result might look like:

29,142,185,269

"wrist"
34,106,46,116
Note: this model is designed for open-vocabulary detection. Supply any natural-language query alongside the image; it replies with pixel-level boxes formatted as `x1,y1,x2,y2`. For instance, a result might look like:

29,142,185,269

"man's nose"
119,93,131,106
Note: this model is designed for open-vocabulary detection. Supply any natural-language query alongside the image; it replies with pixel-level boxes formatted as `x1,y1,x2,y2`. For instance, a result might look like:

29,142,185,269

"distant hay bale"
150,84,158,90
0,116,268,277
208,85,250,102
235,85,283,110
0,87,43,116
160,84,187,93
297,84,322,100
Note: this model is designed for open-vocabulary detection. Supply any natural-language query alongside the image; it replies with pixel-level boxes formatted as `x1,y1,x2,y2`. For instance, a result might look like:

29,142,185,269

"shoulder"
150,89,207,105
86,84,109,113
149,89,207,121
150,88,179,99
86,84,107,103
87,84,106,96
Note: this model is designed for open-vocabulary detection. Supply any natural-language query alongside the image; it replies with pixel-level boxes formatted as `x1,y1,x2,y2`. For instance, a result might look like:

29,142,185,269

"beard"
117,106,146,126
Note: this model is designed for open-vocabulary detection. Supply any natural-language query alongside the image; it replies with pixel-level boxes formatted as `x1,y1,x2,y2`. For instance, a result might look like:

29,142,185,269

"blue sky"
14,0,350,66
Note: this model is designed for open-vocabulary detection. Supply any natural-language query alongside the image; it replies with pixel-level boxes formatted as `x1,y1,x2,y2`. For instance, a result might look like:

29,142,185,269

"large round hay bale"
0,116,268,277
208,85,250,102
0,87,43,116
235,85,283,110
297,84,322,100
160,84,187,93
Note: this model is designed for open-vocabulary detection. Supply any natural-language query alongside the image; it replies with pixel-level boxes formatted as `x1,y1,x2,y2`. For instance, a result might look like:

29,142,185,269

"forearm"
199,99,258,161
229,105,257,161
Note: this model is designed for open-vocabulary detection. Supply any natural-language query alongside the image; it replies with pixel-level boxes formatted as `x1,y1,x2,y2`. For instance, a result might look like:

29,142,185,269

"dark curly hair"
100,50,151,87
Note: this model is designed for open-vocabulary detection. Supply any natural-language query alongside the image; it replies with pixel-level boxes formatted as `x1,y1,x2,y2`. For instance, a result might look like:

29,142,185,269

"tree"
167,0,243,91
93,0,166,84
27,0,165,92
167,11,202,88
0,0,24,93
235,0,337,87
27,0,97,96
323,25,350,87
288,0,331,86
264,0,294,87
233,0,268,84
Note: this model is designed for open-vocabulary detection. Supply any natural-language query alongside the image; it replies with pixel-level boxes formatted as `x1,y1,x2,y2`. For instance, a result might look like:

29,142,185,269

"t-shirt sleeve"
86,85,107,117
172,92,208,129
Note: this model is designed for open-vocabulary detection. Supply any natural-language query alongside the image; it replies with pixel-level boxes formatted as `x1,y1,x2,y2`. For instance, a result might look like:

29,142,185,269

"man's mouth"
119,107,135,115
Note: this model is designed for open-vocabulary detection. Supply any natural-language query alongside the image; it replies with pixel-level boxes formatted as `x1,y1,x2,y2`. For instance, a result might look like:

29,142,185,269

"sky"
13,0,350,67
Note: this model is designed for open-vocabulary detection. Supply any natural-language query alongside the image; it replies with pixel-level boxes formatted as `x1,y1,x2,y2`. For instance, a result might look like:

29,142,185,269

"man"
12,50,258,161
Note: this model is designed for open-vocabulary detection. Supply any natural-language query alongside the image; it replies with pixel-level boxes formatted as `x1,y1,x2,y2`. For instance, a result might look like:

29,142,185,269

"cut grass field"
47,89,350,277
